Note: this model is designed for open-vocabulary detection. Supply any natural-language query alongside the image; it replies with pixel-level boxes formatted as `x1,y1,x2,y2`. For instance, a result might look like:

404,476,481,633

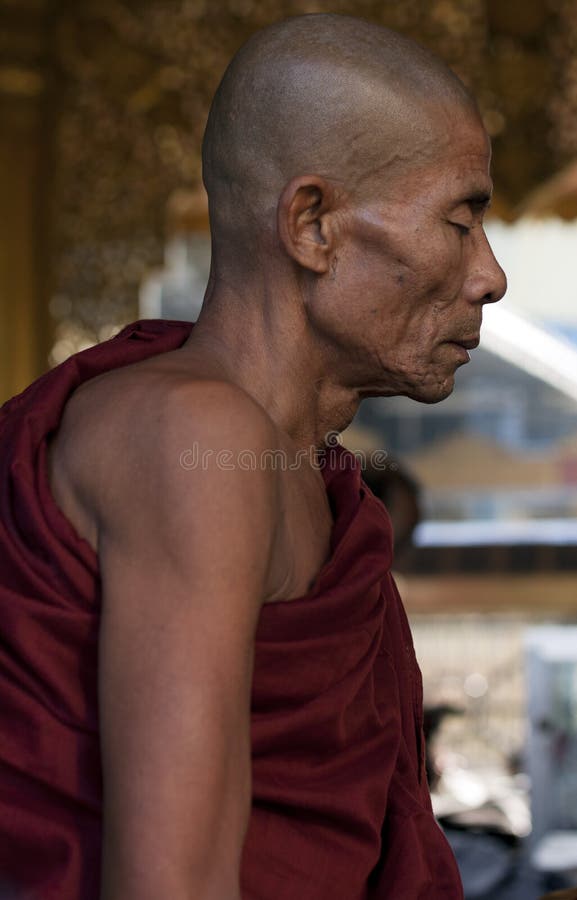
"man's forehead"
372,155,493,221
386,96,491,178
429,120,493,194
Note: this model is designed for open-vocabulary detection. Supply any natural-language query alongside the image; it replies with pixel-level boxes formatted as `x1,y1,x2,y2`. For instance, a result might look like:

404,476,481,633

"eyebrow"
462,190,492,212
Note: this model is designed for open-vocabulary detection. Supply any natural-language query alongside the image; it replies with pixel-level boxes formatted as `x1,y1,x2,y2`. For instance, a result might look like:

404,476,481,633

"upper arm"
94,383,279,900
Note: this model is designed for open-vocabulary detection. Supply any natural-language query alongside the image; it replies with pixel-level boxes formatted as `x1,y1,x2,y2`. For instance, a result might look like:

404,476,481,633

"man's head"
201,14,506,404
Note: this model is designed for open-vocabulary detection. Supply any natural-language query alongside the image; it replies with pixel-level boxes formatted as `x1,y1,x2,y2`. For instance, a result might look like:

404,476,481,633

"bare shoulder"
49,361,282,563
102,375,280,527
88,370,281,897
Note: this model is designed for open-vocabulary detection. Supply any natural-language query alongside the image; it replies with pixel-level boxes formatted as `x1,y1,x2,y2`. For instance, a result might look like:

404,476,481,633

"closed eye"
451,222,472,236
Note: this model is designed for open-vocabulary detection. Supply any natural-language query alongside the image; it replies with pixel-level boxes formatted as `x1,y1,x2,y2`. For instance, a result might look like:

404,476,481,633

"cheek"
385,276,457,349
402,259,465,344
329,231,464,348
388,229,463,295
431,235,467,298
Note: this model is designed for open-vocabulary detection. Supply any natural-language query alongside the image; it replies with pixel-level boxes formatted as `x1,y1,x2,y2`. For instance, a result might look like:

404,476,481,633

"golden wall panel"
2,0,573,376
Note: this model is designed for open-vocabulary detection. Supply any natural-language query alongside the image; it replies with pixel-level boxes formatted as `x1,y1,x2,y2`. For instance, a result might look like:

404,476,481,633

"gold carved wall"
0,0,53,401
50,0,490,361
2,0,577,398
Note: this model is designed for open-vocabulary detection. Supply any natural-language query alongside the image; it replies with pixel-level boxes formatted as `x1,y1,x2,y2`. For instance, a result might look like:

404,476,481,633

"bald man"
0,13,505,900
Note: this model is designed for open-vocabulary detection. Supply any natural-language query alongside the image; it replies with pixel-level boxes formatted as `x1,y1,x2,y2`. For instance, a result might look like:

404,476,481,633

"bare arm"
92,383,279,900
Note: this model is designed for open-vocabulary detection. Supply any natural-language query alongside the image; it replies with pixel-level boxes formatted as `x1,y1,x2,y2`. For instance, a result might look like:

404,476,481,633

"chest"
265,458,334,603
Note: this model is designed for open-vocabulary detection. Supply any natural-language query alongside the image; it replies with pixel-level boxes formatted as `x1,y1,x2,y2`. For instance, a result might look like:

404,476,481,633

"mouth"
445,335,480,365
451,335,480,351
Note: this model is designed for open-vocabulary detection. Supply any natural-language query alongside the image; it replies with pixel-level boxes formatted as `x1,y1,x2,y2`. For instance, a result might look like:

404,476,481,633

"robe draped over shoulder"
0,319,463,900
244,444,463,900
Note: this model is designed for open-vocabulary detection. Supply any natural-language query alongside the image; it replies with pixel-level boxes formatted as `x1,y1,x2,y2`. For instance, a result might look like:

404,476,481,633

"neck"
182,272,360,450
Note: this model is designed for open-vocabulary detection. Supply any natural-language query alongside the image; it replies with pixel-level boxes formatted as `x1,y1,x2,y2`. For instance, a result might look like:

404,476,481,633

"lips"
452,335,480,351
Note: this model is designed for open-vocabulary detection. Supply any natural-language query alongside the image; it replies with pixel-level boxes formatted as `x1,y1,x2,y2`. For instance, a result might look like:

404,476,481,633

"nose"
468,227,507,306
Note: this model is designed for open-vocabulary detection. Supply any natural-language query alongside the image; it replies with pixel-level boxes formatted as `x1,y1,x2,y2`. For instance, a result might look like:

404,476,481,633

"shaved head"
202,14,479,264
191,13,504,444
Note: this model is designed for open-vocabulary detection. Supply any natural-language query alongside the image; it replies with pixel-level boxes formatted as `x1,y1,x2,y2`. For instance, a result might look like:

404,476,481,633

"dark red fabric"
0,319,463,899
244,450,463,900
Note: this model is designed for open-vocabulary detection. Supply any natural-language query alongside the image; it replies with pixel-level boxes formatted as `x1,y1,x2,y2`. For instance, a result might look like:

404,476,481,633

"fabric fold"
0,319,462,900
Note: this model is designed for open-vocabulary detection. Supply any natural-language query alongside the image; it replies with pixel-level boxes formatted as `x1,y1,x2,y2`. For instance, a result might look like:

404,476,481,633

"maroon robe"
0,319,463,899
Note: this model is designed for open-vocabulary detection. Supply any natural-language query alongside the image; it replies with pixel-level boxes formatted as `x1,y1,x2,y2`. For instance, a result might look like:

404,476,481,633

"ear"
277,175,339,275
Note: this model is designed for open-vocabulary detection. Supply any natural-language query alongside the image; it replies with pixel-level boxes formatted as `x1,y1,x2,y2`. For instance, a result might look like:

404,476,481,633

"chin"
406,376,455,405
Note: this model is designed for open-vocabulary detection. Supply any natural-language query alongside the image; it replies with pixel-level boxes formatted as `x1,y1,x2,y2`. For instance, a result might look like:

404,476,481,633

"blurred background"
2,0,577,896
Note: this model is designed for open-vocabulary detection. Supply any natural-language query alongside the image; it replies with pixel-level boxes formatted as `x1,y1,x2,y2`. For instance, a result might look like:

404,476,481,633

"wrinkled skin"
304,103,506,406
191,17,507,449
